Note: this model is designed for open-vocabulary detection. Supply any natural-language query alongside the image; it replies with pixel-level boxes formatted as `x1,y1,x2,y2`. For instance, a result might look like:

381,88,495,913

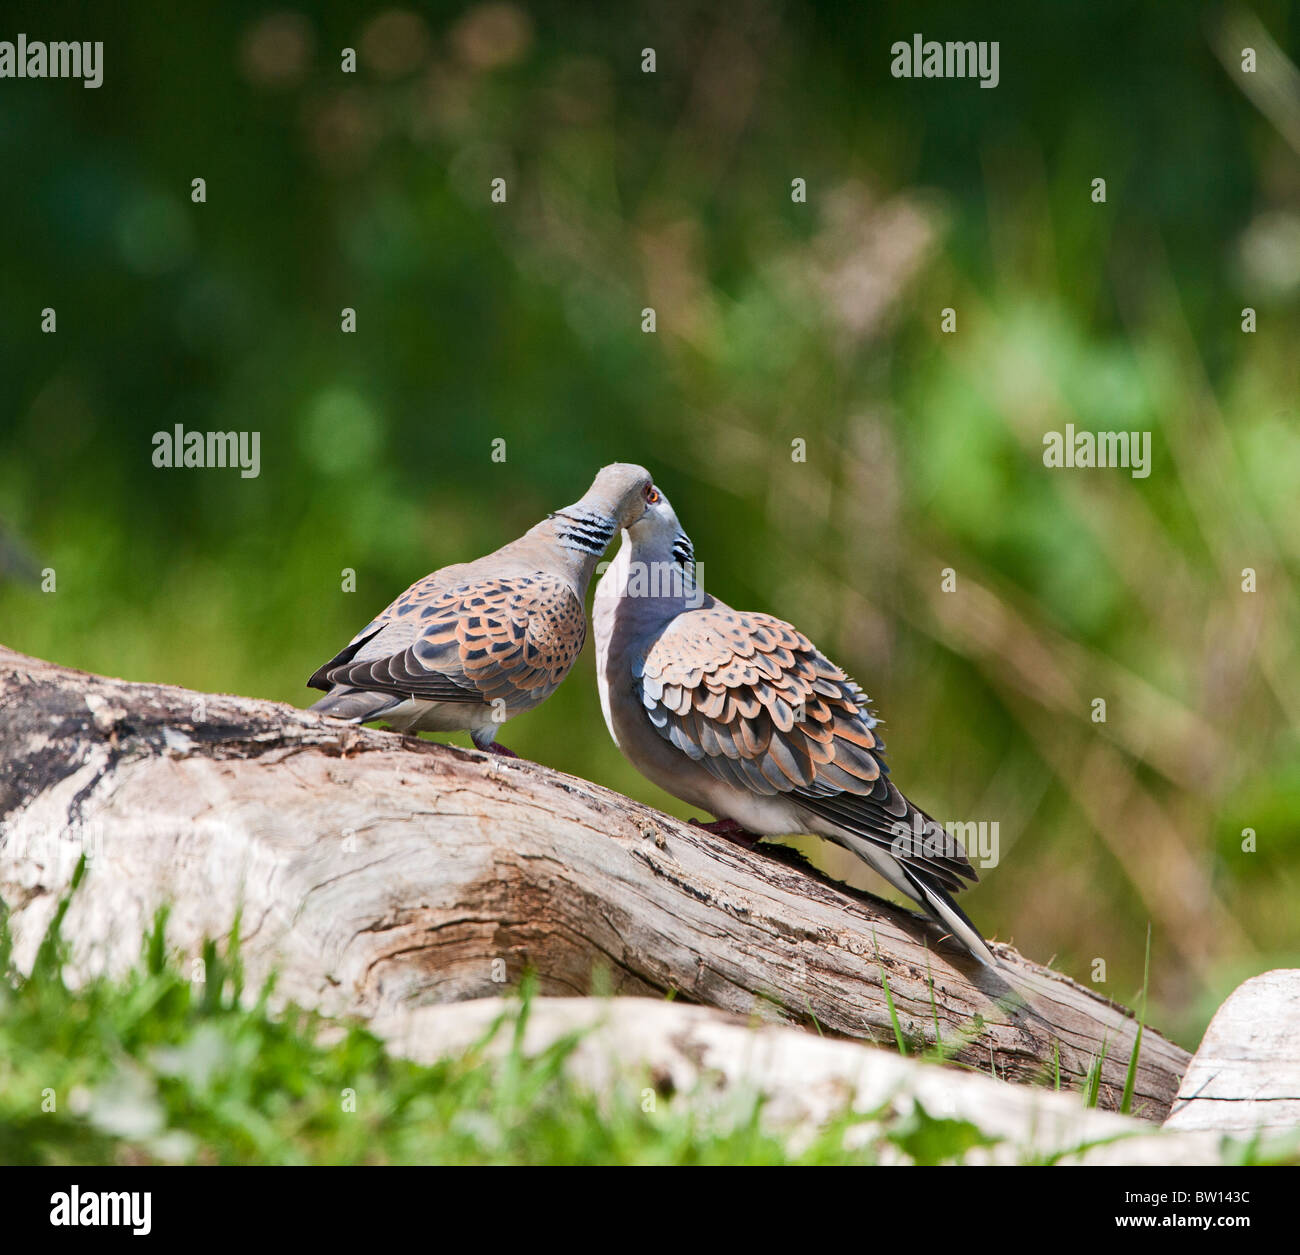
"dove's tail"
308,687,403,724
830,826,1000,970
899,863,1000,969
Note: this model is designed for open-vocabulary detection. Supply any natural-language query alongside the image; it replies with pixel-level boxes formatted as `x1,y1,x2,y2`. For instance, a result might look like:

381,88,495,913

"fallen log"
0,645,1189,1118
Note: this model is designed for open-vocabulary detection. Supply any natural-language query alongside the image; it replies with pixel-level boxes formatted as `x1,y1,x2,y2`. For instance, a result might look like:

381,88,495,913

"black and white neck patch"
550,507,617,557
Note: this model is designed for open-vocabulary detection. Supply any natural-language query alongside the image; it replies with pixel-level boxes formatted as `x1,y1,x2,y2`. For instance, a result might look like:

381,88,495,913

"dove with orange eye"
593,481,999,969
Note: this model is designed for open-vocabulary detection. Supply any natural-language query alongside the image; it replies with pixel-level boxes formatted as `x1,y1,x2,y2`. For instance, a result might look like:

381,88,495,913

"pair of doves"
307,463,995,968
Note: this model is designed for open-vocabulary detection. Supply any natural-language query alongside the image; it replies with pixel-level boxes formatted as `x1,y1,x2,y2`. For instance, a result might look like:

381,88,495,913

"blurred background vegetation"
1,1,1297,1049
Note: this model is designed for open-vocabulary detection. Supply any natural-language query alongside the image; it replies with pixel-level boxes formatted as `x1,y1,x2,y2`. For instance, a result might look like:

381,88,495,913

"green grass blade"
1083,1035,1110,1109
880,970,907,1056
1120,924,1151,1115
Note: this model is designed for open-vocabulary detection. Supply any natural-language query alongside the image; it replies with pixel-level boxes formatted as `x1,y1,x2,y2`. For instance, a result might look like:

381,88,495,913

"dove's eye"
644,485,661,504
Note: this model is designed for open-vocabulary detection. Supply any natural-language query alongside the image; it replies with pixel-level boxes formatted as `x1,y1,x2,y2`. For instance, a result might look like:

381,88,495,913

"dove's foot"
690,817,761,848
485,742,522,759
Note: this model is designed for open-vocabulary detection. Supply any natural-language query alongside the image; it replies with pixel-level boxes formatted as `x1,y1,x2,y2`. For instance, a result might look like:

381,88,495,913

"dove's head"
625,481,695,572
547,463,653,562
587,462,656,529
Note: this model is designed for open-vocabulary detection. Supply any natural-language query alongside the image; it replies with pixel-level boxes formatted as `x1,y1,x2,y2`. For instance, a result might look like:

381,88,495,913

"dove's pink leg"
471,726,523,759
690,817,761,848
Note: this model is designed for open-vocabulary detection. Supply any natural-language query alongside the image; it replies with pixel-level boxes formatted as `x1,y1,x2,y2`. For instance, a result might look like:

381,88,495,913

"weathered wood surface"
375,995,1228,1164
0,645,1190,1118
1164,970,1300,1134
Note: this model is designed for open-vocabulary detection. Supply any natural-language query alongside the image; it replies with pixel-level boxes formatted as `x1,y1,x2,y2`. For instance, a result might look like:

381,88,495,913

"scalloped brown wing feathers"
635,605,975,891
320,574,586,715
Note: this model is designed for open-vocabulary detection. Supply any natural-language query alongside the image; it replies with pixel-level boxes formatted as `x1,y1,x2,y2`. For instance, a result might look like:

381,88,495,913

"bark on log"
0,645,1190,1119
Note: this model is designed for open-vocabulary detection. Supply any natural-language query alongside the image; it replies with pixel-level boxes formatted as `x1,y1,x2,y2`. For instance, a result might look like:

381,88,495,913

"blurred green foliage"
1,1,1298,1048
